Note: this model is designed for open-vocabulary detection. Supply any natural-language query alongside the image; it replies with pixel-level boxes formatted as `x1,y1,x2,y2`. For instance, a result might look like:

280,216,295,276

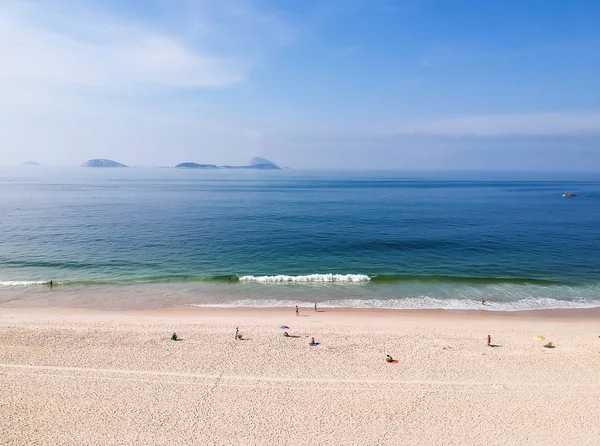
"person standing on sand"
314,302,317,312
487,334,491,346
295,306,299,316
235,327,239,340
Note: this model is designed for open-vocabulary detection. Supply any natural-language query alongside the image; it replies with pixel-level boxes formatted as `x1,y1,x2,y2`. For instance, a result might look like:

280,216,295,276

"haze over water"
1,167,599,311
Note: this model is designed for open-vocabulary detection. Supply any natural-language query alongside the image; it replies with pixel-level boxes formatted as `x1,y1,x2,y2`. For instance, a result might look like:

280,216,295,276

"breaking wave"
238,274,371,283
194,296,600,312
0,280,48,287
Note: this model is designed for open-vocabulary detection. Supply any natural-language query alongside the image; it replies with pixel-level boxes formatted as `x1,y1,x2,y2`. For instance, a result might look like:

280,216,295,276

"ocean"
1,167,599,311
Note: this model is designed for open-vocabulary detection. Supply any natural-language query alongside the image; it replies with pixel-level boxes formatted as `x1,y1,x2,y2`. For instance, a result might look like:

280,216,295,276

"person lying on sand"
283,332,290,337
237,333,243,340
386,354,394,363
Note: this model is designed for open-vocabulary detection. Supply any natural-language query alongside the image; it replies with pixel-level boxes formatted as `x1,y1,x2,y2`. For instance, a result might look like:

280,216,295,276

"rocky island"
21,161,40,166
175,163,218,169
81,159,128,168
175,157,281,170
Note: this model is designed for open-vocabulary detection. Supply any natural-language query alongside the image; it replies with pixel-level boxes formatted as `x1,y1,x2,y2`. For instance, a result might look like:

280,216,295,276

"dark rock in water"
81,159,128,168
175,162,218,169
21,161,40,166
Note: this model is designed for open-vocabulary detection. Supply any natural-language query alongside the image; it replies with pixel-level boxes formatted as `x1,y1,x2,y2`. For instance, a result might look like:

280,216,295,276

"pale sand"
1,307,599,445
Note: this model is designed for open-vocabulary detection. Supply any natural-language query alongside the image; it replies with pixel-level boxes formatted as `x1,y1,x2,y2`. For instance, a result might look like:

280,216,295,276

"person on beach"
314,302,317,312
487,334,491,346
386,354,394,363
310,337,316,345
235,327,239,340
283,331,290,337
49,280,53,288
171,333,178,341
295,306,299,316
481,297,485,305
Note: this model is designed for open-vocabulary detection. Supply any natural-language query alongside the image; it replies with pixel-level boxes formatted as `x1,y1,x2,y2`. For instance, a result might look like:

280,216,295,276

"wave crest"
0,280,47,287
238,274,371,283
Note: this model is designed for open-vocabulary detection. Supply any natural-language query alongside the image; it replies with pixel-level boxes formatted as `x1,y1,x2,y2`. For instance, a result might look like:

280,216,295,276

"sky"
1,0,599,170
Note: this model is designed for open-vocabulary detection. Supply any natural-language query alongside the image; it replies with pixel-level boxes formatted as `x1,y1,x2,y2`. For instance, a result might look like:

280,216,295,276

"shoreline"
2,304,600,321
3,279,600,313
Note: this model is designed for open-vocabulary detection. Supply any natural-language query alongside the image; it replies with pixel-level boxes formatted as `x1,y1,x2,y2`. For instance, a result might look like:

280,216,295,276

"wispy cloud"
267,112,600,143
399,113,600,136
0,1,247,89
0,0,298,165
340,44,364,56
418,57,435,68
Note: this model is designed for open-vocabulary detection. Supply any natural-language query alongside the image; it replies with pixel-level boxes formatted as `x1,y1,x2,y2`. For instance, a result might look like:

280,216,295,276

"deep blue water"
1,167,599,310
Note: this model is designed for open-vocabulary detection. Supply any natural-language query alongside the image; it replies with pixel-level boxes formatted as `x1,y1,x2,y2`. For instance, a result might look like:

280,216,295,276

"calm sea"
1,167,599,310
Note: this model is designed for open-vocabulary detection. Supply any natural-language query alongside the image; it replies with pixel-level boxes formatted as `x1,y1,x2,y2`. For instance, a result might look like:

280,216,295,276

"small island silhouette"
81,159,128,168
176,157,281,170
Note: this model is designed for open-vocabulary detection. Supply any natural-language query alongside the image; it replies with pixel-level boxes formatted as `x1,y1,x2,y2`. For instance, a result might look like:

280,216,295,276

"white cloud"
0,1,301,166
0,2,243,89
399,113,600,136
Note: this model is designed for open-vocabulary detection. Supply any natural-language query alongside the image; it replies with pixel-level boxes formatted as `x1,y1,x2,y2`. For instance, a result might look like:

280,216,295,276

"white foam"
0,280,46,287
192,296,600,311
238,274,371,283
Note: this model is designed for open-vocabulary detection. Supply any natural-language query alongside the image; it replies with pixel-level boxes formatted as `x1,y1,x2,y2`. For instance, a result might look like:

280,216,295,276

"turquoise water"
1,167,599,310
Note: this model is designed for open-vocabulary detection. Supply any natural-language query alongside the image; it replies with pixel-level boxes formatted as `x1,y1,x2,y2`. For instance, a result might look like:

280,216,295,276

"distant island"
21,161,40,166
175,157,281,170
81,159,128,168
175,163,218,169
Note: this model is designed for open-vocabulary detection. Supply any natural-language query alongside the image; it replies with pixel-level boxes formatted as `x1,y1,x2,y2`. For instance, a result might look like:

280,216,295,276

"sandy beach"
1,306,599,445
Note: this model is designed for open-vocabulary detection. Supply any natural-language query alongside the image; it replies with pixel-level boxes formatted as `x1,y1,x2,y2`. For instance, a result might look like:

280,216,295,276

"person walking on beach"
487,334,491,346
314,302,317,312
295,306,299,316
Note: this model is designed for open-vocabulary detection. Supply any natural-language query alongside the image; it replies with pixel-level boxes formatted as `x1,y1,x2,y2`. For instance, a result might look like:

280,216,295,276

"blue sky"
1,0,599,169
